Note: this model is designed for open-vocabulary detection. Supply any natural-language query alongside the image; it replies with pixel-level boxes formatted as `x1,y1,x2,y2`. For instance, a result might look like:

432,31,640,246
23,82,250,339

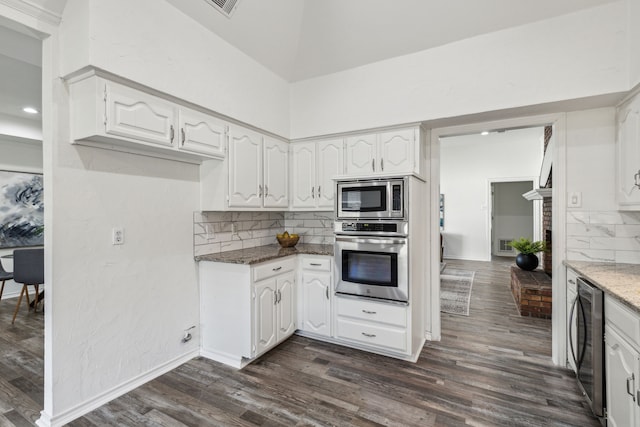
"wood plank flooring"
1,259,600,426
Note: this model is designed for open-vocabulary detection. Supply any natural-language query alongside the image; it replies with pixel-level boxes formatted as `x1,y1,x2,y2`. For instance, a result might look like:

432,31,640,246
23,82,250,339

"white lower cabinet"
199,256,296,368
605,296,640,426
335,296,410,355
299,256,333,337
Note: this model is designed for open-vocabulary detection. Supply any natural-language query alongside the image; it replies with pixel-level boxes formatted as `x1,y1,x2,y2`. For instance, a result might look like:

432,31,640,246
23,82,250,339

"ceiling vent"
205,0,241,18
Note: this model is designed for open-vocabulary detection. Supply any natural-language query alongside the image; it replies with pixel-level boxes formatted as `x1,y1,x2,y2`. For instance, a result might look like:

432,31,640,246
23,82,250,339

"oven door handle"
335,236,407,245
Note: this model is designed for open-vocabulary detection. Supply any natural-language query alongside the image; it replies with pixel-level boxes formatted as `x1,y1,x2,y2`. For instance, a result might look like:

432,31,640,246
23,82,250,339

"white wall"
564,107,640,263
290,2,627,139
60,0,291,138
0,135,42,298
440,127,543,261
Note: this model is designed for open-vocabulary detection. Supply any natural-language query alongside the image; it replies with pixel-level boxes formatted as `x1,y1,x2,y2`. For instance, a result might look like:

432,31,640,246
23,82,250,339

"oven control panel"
335,220,408,236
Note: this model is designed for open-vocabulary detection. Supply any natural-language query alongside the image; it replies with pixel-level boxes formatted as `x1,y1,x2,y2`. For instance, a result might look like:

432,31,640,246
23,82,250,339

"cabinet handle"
568,279,575,285
627,374,636,400
277,289,281,304
272,266,282,271
318,186,321,198
181,128,185,146
635,170,640,188
362,309,377,315
259,185,263,197
274,290,278,306
361,332,376,338
381,158,384,171
265,185,269,197
372,158,375,171
312,186,315,199
170,125,175,143
310,263,322,266
325,286,329,300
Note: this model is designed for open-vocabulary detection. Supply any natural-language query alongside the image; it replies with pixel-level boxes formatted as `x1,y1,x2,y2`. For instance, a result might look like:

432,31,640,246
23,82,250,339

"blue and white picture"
0,171,44,248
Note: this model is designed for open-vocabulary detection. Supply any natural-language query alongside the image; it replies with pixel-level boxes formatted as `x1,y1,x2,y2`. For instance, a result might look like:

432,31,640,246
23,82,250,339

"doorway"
490,180,535,258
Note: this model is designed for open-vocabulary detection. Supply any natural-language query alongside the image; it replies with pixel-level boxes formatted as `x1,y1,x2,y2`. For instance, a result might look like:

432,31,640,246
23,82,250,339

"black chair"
12,248,44,324
0,257,13,301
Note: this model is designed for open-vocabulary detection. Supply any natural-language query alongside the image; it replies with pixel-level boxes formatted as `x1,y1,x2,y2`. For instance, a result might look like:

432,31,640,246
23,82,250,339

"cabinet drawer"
253,257,296,282
336,297,407,327
336,317,407,352
605,296,640,350
301,257,331,272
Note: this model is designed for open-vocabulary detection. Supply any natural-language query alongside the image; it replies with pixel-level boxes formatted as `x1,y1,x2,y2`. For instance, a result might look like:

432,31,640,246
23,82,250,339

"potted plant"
509,237,547,271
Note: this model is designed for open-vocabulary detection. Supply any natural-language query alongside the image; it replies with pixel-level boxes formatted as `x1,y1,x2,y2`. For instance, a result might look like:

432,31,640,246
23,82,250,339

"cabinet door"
291,142,317,208
277,273,296,341
302,272,332,337
606,326,640,427
378,128,415,174
345,134,377,176
254,279,277,356
317,139,344,209
617,95,640,207
178,108,226,159
105,82,176,147
229,126,262,208
263,137,289,208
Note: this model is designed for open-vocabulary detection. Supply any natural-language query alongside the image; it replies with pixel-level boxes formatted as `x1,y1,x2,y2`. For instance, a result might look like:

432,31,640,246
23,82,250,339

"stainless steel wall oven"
334,220,409,303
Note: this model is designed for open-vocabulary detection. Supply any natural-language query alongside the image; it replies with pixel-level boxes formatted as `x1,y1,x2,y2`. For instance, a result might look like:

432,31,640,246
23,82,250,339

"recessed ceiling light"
23,107,39,114
481,131,489,136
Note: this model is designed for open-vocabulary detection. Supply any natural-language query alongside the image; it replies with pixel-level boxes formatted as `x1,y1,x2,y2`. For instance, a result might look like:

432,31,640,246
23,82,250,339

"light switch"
568,192,582,208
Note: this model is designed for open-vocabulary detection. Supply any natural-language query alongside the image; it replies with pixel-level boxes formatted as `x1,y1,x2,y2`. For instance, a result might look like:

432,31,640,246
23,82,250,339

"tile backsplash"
194,211,334,256
566,210,640,264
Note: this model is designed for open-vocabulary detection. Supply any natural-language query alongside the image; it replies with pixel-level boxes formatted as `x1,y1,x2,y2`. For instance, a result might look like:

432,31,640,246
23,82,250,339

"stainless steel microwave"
336,178,406,219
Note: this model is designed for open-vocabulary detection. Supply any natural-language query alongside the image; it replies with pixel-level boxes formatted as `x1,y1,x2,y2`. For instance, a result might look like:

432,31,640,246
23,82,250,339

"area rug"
440,268,475,316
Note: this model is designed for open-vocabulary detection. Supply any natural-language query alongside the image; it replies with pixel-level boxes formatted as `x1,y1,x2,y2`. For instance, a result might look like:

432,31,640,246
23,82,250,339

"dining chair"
11,248,44,324
0,257,13,302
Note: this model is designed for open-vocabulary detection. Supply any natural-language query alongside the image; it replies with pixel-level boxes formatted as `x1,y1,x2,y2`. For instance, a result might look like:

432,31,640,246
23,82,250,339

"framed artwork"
439,194,445,229
0,170,44,248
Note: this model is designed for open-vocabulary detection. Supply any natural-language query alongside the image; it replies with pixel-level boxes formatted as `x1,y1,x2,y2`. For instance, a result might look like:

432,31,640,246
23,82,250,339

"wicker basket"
276,235,299,248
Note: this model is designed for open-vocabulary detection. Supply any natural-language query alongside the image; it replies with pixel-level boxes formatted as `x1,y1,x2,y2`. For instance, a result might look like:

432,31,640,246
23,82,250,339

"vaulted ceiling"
167,0,620,82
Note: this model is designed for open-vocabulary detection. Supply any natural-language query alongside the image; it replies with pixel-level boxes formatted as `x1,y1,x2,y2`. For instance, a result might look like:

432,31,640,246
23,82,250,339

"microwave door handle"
568,296,579,367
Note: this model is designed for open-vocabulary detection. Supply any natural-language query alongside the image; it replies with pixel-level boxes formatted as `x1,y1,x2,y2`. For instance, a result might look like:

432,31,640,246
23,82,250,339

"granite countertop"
195,243,334,265
564,260,640,314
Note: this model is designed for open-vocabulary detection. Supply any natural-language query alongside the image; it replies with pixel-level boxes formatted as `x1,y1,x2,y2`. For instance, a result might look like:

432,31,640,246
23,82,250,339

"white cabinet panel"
277,273,296,340
179,108,226,158
378,128,414,174
345,134,377,175
228,126,263,208
291,139,343,210
254,279,278,356
263,137,289,208
606,326,640,427
336,317,407,352
105,81,176,147
301,271,332,337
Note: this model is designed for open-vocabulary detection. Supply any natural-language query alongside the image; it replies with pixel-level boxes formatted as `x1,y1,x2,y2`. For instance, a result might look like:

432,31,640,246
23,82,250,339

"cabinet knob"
362,309,377,315
272,266,282,271
361,332,376,338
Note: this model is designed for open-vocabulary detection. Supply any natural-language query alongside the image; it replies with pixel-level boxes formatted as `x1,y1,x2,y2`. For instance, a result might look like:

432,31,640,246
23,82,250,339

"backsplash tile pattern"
566,210,640,264
284,211,335,245
194,211,335,256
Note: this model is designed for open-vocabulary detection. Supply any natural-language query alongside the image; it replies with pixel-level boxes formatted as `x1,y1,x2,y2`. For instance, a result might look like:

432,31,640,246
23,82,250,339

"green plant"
509,237,546,254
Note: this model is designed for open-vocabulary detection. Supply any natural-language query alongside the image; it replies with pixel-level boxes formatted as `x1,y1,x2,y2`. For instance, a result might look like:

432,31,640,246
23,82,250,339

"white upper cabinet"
227,125,289,209
290,139,343,210
68,70,228,164
344,126,424,178
617,93,640,209
263,137,289,208
228,125,263,208
105,81,177,147
178,108,226,159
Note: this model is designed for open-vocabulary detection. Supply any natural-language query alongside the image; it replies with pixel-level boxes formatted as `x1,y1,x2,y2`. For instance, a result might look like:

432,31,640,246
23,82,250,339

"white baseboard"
36,349,199,427
200,348,247,369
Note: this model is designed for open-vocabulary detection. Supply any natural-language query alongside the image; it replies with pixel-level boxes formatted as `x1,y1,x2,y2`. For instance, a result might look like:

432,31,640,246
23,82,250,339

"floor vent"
205,0,241,17
498,239,515,253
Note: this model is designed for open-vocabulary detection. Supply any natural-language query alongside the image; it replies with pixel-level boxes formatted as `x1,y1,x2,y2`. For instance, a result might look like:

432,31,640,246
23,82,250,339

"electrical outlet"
112,227,124,245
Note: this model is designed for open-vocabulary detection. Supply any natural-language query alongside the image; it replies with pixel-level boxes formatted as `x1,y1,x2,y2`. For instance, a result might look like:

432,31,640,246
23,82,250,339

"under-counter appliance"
336,177,406,219
334,220,409,303
569,277,605,421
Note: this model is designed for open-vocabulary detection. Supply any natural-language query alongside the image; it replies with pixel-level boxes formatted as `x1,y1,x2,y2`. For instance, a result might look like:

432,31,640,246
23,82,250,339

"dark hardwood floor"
2,259,600,426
